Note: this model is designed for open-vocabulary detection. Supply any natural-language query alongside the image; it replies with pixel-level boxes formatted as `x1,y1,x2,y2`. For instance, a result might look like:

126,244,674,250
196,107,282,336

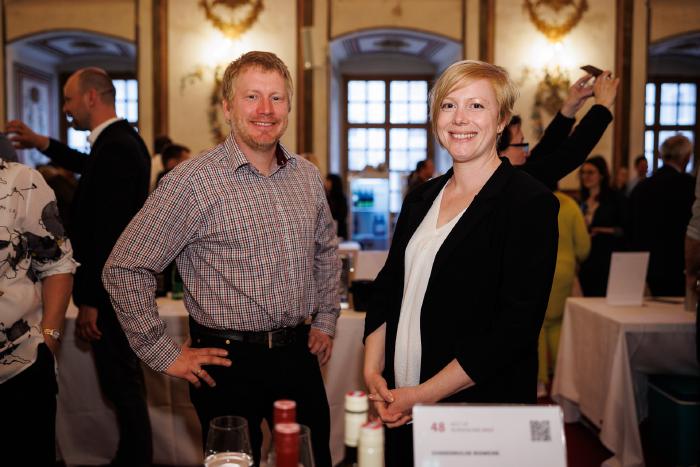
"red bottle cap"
273,399,297,426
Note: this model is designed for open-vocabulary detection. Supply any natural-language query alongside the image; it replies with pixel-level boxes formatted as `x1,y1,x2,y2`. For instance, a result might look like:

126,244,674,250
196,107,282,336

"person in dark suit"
630,134,695,296
7,67,152,467
498,72,619,187
363,60,559,467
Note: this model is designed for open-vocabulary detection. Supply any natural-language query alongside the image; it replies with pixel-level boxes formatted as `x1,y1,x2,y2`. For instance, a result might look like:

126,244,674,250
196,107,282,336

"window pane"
348,103,366,123
367,81,385,102
348,150,366,171
389,171,402,191
113,80,126,100
390,102,408,124
390,191,402,214
644,130,654,169
659,104,677,125
645,83,655,105
409,102,427,123
390,128,409,149
368,129,385,149
660,83,678,104
116,101,127,120
679,84,696,104
409,151,426,169
348,81,366,102
409,81,427,101
645,104,655,126
367,150,385,167
678,104,696,125
409,129,427,149
367,103,385,123
390,81,408,101
68,128,90,153
127,102,138,122
348,128,367,149
127,80,138,100
390,150,409,171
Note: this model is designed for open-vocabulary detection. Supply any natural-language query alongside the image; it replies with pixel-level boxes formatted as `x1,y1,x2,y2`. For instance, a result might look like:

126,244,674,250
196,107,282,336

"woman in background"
538,182,590,397
578,156,628,296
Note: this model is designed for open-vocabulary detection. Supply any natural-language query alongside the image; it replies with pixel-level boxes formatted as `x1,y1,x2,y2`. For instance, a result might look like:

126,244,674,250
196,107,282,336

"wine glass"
204,415,254,467
267,423,316,467
298,424,316,467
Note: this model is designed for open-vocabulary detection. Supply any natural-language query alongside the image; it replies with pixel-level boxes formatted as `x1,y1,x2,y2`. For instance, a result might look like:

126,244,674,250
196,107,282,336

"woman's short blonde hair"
429,60,519,138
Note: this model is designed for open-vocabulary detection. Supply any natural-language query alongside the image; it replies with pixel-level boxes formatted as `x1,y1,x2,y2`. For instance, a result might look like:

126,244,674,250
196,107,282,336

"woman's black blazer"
364,158,559,404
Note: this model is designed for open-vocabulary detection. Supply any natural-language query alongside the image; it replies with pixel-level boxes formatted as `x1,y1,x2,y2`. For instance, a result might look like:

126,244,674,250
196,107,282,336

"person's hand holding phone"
561,74,595,118
593,70,619,110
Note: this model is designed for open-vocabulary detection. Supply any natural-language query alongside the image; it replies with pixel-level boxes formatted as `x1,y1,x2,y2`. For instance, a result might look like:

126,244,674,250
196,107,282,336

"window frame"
342,74,434,212
644,77,700,172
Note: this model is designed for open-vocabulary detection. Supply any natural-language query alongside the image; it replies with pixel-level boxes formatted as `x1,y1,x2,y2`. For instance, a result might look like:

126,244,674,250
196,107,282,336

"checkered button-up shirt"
103,134,341,372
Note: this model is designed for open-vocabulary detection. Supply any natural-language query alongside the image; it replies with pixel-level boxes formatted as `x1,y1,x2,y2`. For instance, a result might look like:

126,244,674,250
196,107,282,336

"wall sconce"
199,0,265,40
521,0,588,137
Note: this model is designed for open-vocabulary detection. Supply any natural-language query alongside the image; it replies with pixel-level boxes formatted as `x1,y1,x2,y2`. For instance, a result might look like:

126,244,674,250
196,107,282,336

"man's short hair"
161,144,190,168
496,114,522,154
154,135,173,155
76,67,116,106
660,134,692,163
221,51,293,107
634,154,647,166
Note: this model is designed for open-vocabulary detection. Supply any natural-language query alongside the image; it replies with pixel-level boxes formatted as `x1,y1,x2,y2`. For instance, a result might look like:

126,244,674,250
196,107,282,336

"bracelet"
43,328,61,341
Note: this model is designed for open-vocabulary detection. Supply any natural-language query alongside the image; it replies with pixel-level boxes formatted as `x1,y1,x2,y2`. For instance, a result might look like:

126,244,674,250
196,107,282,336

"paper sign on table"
606,252,650,306
412,404,566,467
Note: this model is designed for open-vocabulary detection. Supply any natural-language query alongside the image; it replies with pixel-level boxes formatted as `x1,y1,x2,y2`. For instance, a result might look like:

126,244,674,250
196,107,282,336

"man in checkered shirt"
103,51,340,467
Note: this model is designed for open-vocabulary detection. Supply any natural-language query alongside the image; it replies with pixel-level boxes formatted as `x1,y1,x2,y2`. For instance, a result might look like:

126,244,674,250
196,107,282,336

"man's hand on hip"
76,305,102,342
308,328,333,366
165,338,231,388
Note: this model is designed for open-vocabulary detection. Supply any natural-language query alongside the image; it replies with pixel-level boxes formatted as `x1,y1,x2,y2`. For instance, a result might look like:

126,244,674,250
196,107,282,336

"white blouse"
394,182,466,388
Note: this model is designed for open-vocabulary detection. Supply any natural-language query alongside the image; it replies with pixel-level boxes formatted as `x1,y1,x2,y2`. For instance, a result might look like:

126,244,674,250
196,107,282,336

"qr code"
530,420,551,441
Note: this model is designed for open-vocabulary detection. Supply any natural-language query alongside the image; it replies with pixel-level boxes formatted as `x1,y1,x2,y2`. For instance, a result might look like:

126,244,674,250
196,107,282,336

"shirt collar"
88,117,122,146
223,132,296,173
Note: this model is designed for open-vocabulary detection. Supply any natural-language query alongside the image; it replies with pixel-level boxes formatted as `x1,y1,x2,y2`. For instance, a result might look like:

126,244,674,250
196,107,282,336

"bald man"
7,67,152,466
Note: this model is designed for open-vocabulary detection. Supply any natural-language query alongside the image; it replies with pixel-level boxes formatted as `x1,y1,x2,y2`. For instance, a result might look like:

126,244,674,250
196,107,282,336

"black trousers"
385,422,414,467
92,306,152,466
189,329,332,467
1,343,57,467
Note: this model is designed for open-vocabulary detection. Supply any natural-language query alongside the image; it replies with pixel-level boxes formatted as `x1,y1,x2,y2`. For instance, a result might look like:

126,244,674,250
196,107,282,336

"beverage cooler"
349,176,389,250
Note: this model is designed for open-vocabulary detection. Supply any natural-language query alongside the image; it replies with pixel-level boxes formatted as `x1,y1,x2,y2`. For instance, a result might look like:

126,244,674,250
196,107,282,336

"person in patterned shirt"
103,51,340,467
0,157,76,466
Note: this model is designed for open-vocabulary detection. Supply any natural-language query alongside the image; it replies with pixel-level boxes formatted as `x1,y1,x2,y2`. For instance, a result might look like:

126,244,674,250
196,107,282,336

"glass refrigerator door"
350,177,390,250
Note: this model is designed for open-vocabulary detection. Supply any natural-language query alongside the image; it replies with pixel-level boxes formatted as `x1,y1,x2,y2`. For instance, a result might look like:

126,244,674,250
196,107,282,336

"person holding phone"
498,68,619,187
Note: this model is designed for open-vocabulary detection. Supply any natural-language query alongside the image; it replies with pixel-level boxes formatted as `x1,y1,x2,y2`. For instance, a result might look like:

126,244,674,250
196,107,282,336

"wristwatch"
43,328,61,341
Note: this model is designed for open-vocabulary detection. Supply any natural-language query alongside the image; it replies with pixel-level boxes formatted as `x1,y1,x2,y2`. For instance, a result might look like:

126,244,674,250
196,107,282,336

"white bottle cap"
345,390,369,412
359,420,384,447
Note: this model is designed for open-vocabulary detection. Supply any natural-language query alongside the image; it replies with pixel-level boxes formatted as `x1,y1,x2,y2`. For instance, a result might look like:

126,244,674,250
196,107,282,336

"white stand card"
605,252,650,306
413,404,566,467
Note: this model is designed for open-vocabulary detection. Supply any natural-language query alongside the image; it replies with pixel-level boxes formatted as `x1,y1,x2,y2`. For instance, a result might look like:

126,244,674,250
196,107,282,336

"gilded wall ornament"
523,0,588,42
199,0,265,39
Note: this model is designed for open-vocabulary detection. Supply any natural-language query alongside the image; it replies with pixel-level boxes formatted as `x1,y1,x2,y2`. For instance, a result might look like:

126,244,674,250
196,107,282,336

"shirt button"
225,339,231,345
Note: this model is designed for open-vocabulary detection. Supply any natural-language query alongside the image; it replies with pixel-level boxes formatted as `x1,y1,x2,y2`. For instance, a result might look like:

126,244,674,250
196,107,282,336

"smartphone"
580,65,603,77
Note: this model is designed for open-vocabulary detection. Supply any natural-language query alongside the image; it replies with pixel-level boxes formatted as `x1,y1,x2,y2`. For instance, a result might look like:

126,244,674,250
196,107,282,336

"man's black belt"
188,317,309,349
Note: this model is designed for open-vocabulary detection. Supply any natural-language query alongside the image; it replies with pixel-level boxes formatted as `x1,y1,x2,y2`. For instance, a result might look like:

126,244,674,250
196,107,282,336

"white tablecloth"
56,299,366,466
551,297,698,467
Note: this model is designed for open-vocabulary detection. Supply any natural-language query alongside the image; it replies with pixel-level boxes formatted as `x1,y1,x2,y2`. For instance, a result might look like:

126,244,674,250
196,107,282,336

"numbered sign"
413,404,566,467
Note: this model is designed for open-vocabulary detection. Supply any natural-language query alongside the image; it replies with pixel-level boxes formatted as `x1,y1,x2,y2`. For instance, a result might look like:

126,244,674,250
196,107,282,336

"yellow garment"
538,191,591,384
